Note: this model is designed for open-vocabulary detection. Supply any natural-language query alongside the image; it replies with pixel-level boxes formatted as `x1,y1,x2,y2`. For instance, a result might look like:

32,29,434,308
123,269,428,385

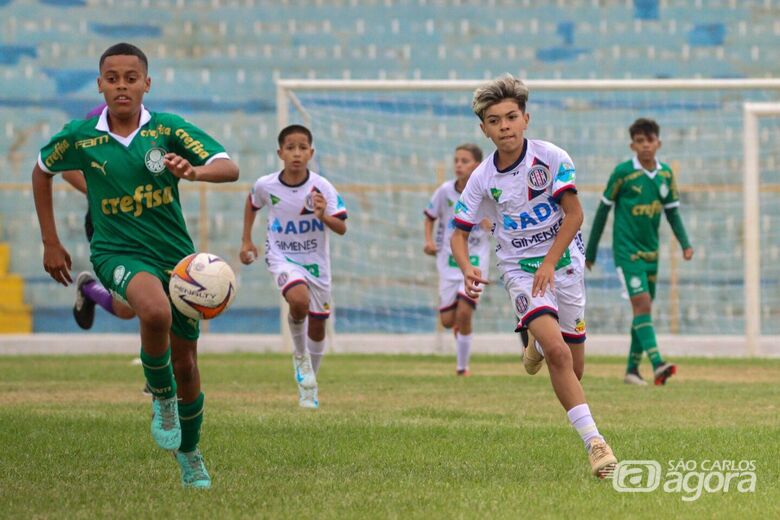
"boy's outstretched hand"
43,242,73,286
165,153,197,181
463,266,489,299
312,191,327,219
240,241,259,265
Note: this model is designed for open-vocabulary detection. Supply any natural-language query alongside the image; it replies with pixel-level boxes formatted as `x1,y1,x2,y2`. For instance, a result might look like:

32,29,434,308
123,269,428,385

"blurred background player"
423,143,491,376
585,118,693,386
61,103,136,330
451,75,617,478
240,124,347,409
32,42,239,488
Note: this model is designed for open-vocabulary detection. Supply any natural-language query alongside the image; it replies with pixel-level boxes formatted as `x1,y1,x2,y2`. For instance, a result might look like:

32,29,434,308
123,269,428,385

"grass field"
1,353,778,519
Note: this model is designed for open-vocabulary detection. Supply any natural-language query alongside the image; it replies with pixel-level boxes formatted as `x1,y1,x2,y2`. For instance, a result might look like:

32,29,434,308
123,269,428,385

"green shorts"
616,265,657,299
93,254,200,340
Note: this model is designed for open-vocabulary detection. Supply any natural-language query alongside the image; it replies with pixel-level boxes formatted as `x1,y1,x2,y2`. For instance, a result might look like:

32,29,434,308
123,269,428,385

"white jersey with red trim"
250,170,347,285
424,180,491,281
453,139,584,276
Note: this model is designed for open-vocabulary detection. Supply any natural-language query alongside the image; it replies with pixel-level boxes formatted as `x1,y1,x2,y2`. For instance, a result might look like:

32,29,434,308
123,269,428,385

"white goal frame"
276,78,780,356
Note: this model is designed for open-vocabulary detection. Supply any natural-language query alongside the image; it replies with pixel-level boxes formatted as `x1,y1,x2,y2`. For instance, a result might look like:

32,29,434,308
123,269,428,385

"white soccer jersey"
453,139,584,276
424,180,491,281
250,170,347,285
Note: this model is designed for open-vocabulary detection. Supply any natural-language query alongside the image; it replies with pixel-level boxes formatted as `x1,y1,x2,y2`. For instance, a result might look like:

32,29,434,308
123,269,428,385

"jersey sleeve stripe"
37,154,55,175
600,196,615,206
248,194,262,211
331,209,348,220
423,209,436,220
204,152,230,164
453,217,475,232
552,184,577,202
664,201,680,209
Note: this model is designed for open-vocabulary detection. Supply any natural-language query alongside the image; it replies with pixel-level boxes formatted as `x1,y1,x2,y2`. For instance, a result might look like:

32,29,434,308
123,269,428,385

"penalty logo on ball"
169,252,237,320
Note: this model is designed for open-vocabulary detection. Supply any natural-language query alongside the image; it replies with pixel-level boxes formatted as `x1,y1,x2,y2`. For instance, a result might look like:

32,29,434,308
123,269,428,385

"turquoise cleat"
151,396,181,451
176,449,212,489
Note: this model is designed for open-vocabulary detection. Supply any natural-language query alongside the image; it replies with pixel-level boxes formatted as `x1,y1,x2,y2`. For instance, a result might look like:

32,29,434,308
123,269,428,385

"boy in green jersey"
32,43,239,488
585,118,693,386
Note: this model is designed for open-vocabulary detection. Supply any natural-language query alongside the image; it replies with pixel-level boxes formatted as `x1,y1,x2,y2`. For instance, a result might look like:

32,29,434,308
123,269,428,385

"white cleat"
293,353,319,409
623,372,648,386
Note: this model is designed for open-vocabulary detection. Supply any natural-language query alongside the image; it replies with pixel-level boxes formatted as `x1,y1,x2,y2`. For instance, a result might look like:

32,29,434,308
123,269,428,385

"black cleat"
73,272,96,330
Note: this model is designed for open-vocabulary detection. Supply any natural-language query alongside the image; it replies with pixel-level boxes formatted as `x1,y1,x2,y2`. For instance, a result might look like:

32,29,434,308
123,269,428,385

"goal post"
276,78,780,356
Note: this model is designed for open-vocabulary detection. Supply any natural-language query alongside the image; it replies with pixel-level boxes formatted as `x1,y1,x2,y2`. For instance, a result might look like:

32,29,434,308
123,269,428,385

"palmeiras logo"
113,265,126,286
145,147,167,175
301,186,321,215
659,183,669,199
515,293,529,315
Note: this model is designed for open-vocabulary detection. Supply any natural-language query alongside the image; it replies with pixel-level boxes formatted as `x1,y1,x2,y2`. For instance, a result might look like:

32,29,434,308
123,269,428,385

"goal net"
275,79,780,354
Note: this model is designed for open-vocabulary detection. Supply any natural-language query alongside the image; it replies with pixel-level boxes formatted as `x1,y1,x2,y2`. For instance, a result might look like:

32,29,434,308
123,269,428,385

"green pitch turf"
0,354,778,519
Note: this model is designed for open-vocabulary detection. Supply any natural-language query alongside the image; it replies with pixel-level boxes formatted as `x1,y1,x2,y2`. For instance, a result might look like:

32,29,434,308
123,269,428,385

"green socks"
626,327,644,373
632,314,664,369
140,347,177,399
179,392,205,453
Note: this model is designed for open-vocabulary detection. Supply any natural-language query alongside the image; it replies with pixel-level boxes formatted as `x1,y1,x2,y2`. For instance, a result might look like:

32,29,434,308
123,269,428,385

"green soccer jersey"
594,157,682,269
39,107,227,268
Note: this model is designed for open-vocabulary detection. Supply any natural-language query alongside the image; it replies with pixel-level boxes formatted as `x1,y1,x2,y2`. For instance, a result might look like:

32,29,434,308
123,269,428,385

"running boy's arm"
312,188,347,235
240,195,260,265
451,173,488,298
62,170,87,194
534,191,584,297
423,216,437,255
423,192,439,256
164,154,239,183
32,164,72,285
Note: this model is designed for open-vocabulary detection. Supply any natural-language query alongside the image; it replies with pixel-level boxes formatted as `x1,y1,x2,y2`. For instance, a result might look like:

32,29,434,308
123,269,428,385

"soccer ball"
169,252,237,320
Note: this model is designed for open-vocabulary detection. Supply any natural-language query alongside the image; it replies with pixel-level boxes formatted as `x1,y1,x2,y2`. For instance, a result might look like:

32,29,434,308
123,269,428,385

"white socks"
566,403,604,451
455,332,472,371
288,315,308,357
308,338,326,374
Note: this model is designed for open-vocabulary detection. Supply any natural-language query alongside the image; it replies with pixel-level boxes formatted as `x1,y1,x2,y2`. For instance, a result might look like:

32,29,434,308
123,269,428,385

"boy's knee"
544,343,572,369
139,305,171,331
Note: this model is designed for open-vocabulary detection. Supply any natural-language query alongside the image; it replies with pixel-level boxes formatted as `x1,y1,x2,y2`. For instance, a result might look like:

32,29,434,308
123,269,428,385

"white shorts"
269,263,332,319
438,277,477,312
501,267,587,344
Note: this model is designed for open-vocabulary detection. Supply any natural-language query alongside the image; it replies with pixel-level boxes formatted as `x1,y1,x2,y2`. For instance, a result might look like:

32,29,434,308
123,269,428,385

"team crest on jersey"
277,273,289,287
527,165,552,190
144,147,167,175
301,187,321,215
630,276,642,289
515,293,530,315
270,194,281,205
659,183,669,199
